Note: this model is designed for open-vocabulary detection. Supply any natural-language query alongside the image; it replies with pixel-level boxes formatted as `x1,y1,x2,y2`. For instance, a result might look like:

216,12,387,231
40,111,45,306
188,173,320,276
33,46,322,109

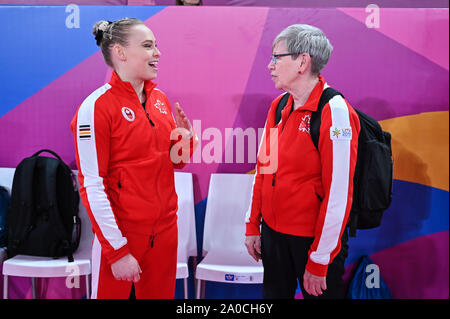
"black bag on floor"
6,149,81,262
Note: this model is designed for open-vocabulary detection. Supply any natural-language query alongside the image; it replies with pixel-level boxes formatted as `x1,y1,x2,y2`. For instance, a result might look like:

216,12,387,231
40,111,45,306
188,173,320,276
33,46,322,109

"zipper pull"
272,173,276,186
150,234,155,248
146,112,155,126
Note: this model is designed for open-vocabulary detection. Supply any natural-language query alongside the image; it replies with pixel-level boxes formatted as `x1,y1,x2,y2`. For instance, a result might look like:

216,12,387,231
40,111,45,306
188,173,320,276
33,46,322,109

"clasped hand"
111,253,142,282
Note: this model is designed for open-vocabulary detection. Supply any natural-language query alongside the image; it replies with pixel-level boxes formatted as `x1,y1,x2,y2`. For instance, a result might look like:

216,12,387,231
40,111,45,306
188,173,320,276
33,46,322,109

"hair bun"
93,20,112,46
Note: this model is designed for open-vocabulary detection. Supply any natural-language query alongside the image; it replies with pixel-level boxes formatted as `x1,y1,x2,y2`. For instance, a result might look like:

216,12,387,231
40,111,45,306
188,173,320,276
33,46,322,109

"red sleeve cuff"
105,244,131,265
305,258,329,277
245,222,261,236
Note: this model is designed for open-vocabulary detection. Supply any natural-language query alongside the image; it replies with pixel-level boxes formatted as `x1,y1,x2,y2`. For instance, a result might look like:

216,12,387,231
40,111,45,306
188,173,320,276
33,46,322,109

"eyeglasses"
270,53,312,65
270,53,297,65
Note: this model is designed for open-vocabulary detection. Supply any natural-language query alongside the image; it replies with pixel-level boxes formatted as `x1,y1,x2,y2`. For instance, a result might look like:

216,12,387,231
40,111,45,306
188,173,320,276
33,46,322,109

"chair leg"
3,275,8,299
196,279,202,299
183,278,188,299
201,279,206,299
85,274,91,299
31,278,36,299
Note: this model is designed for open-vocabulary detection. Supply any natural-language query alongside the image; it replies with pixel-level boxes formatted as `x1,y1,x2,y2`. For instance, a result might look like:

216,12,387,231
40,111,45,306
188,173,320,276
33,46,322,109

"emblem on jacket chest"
121,107,135,122
154,99,168,114
298,115,311,133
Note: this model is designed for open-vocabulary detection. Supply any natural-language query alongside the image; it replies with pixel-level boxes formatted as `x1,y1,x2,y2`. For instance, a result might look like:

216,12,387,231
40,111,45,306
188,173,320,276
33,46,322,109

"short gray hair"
93,18,144,68
273,24,333,75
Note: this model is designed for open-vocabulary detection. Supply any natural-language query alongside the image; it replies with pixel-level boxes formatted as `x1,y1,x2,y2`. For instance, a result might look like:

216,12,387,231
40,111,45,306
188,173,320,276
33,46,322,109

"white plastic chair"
0,168,15,294
174,172,197,299
1,168,93,299
0,167,15,194
195,173,263,299
0,248,6,267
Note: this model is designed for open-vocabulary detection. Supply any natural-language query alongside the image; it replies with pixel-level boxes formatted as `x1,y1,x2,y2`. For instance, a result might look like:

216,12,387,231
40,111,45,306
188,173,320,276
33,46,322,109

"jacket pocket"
117,169,123,205
113,160,162,218
314,183,324,203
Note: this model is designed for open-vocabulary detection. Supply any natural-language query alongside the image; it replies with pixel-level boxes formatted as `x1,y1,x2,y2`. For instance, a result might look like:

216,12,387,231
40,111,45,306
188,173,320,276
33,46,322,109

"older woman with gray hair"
245,24,360,299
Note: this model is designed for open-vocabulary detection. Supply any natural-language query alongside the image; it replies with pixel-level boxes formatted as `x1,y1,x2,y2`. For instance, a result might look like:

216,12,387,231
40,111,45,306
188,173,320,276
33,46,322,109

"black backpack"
6,149,81,262
276,88,393,237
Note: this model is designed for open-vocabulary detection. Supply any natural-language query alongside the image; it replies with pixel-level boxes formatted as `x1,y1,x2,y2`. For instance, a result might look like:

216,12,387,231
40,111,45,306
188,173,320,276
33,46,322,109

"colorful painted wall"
0,5,448,298
0,0,449,7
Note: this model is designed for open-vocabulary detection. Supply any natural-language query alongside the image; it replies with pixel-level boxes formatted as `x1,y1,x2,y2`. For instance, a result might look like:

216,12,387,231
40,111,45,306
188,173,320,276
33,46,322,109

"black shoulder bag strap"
275,93,292,126
310,87,345,150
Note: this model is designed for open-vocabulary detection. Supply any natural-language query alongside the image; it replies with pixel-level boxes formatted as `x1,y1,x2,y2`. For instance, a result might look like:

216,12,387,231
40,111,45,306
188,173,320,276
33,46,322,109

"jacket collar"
286,75,327,113
109,71,157,101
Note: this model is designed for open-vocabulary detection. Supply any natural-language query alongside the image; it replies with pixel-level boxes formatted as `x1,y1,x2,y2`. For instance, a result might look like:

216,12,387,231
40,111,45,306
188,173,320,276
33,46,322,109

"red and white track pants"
90,223,178,299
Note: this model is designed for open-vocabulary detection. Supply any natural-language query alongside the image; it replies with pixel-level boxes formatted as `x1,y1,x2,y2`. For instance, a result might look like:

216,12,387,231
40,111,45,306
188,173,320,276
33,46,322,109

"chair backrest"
0,167,15,194
0,168,17,250
0,167,93,258
72,170,93,258
202,173,254,255
174,172,197,259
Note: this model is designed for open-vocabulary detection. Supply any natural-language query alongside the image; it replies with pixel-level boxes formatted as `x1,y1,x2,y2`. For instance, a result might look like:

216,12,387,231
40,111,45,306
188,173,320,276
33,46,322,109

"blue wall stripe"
346,179,448,265
0,5,166,118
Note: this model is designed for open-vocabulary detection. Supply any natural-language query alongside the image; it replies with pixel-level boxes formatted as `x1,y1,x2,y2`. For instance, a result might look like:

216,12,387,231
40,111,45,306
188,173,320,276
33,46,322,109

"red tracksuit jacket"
71,71,196,265
245,76,360,276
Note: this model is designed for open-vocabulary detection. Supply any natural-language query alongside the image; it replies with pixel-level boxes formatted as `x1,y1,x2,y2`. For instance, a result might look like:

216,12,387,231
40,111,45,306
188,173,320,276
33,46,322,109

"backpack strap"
275,88,344,143
7,157,37,257
275,93,292,126
40,157,75,262
32,149,62,160
310,87,344,150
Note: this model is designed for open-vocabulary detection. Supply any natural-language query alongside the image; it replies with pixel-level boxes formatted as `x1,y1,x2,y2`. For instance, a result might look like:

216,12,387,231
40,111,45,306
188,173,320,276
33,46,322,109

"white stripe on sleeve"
90,235,102,299
76,84,127,251
309,95,351,266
